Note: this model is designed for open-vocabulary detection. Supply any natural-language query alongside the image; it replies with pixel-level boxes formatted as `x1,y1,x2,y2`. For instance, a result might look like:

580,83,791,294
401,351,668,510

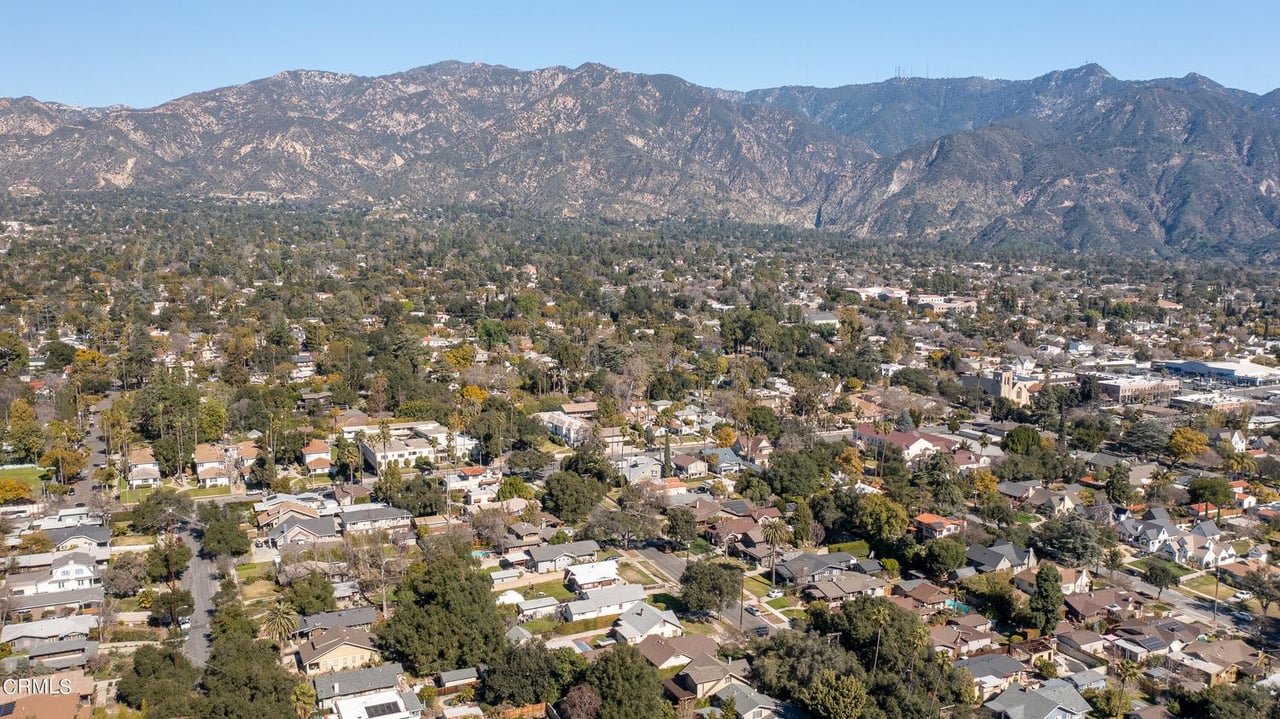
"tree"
1120,419,1170,460
291,681,318,719
198,398,228,443
146,541,193,584
1187,476,1234,510
5,399,44,462
482,641,585,707
1103,465,1138,507
496,475,533,501
0,332,28,377
750,630,863,705
261,602,300,647
1032,513,1102,568
132,488,195,534
1167,426,1209,466
680,561,741,615
283,571,337,615
1002,425,1042,455
200,603,298,719
714,425,737,448
583,643,672,719
39,435,88,483
542,471,606,523
0,478,31,504
848,493,908,544
200,509,251,557
746,406,781,439
1242,569,1280,614
558,684,603,719
103,553,149,597
920,538,967,579
116,645,200,716
374,537,506,675
1027,564,1064,635
1143,560,1177,599
805,669,867,719
150,589,195,627
665,506,698,547
762,519,793,587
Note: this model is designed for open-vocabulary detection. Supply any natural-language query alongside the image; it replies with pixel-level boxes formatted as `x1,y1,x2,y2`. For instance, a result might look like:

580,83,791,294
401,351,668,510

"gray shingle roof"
312,663,404,701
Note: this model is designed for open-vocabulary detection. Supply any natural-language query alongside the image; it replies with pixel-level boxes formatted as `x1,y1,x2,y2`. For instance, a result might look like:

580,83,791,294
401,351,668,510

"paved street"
180,530,219,666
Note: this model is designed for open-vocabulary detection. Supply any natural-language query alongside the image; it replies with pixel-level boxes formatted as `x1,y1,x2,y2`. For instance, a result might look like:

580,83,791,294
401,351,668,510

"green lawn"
1182,574,1235,600
688,539,713,556
766,597,791,610
1016,513,1039,525
1129,558,1194,579
825,540,870,558
1233,541,1253,555
650,592,688,613
235,562,273,583
119,488,157,505
112,535,157,547
519,617,559,635
0,466,49,494
521,580,574,601
744,575,774,598
619,562,658,586
183,486,232,498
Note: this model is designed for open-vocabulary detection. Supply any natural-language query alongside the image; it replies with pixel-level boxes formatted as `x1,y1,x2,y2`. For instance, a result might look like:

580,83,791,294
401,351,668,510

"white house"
562,583,647,622
6,553,101,596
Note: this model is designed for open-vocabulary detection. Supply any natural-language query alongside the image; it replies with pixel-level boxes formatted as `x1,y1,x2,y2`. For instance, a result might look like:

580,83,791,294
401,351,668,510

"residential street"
181,530,219,666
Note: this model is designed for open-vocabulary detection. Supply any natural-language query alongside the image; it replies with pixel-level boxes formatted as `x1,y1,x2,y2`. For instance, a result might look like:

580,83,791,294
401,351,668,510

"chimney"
332,682,339,694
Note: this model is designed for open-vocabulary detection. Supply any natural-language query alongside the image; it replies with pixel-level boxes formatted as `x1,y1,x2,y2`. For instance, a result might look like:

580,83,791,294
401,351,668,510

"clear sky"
5,1,1279,108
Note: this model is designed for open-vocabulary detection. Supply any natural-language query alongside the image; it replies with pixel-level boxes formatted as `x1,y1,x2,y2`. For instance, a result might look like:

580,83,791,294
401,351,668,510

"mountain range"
2,61,1279,259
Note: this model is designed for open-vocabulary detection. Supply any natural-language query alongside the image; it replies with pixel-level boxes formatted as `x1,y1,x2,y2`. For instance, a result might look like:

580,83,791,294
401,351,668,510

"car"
1233,611,1254,623
1233,591,1255,602
745,605,761,616
766,589,784,599
752,626,770,637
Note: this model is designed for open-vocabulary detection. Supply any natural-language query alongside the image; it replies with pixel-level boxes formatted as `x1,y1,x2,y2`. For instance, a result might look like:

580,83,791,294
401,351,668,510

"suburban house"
930,623,997,658
1013,563,1092,596
711,683,785,719
127,447,162,489
296,607,380,640
28,638,100,671
192,443,231,488
674,653,751,699
802,573,888,607
0,615,97,652
565,560,622,592
531,411,593,446
954,654,1030,700
635,635,720,670
773,552,855,585
338,504,413,535
269,516,342,548
302,439,333,477
672,454,708,478
332,689,423,719
44,526,111,551
561,583,647,622
6,553,101,596
295,627,380,675
255,501,320,531
526,540,599,574
732,435,774,468
967,541,1037,574
913,512,964,540
611,602,683,644
984,681,1090,719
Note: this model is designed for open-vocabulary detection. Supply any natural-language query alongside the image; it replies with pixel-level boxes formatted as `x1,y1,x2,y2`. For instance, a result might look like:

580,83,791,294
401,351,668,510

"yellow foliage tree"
714,426,737,449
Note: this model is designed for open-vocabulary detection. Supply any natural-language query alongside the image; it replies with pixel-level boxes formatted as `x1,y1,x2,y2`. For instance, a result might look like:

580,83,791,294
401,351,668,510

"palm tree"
868,600,891,676
761,520,793,588
262,602,299,648
1114,658,1139,693
377,419,393,469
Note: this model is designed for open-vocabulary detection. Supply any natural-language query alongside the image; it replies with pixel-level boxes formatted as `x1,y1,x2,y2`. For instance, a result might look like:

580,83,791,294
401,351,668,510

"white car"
766,589,784,599
745,605,761,616
1233,591,1255,602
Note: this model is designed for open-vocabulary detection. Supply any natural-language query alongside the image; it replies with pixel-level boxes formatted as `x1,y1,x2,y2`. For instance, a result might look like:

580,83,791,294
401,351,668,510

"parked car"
1233,611,1254,622
752,626,770,637
1233,591,1255,602
745,605,761,616
766,589,784,599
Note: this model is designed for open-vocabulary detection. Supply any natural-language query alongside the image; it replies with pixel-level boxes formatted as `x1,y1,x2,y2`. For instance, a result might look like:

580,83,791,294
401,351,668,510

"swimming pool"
945,599,972,614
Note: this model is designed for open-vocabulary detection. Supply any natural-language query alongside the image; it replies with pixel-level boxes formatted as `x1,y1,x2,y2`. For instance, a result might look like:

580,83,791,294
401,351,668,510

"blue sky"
5,1,1279,107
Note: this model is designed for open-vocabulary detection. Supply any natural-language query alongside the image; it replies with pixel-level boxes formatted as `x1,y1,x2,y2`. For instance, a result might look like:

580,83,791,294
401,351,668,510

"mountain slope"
1,62,1279,258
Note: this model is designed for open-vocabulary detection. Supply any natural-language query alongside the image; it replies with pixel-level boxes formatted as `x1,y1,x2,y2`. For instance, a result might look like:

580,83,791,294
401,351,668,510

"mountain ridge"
2,62,1279,259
